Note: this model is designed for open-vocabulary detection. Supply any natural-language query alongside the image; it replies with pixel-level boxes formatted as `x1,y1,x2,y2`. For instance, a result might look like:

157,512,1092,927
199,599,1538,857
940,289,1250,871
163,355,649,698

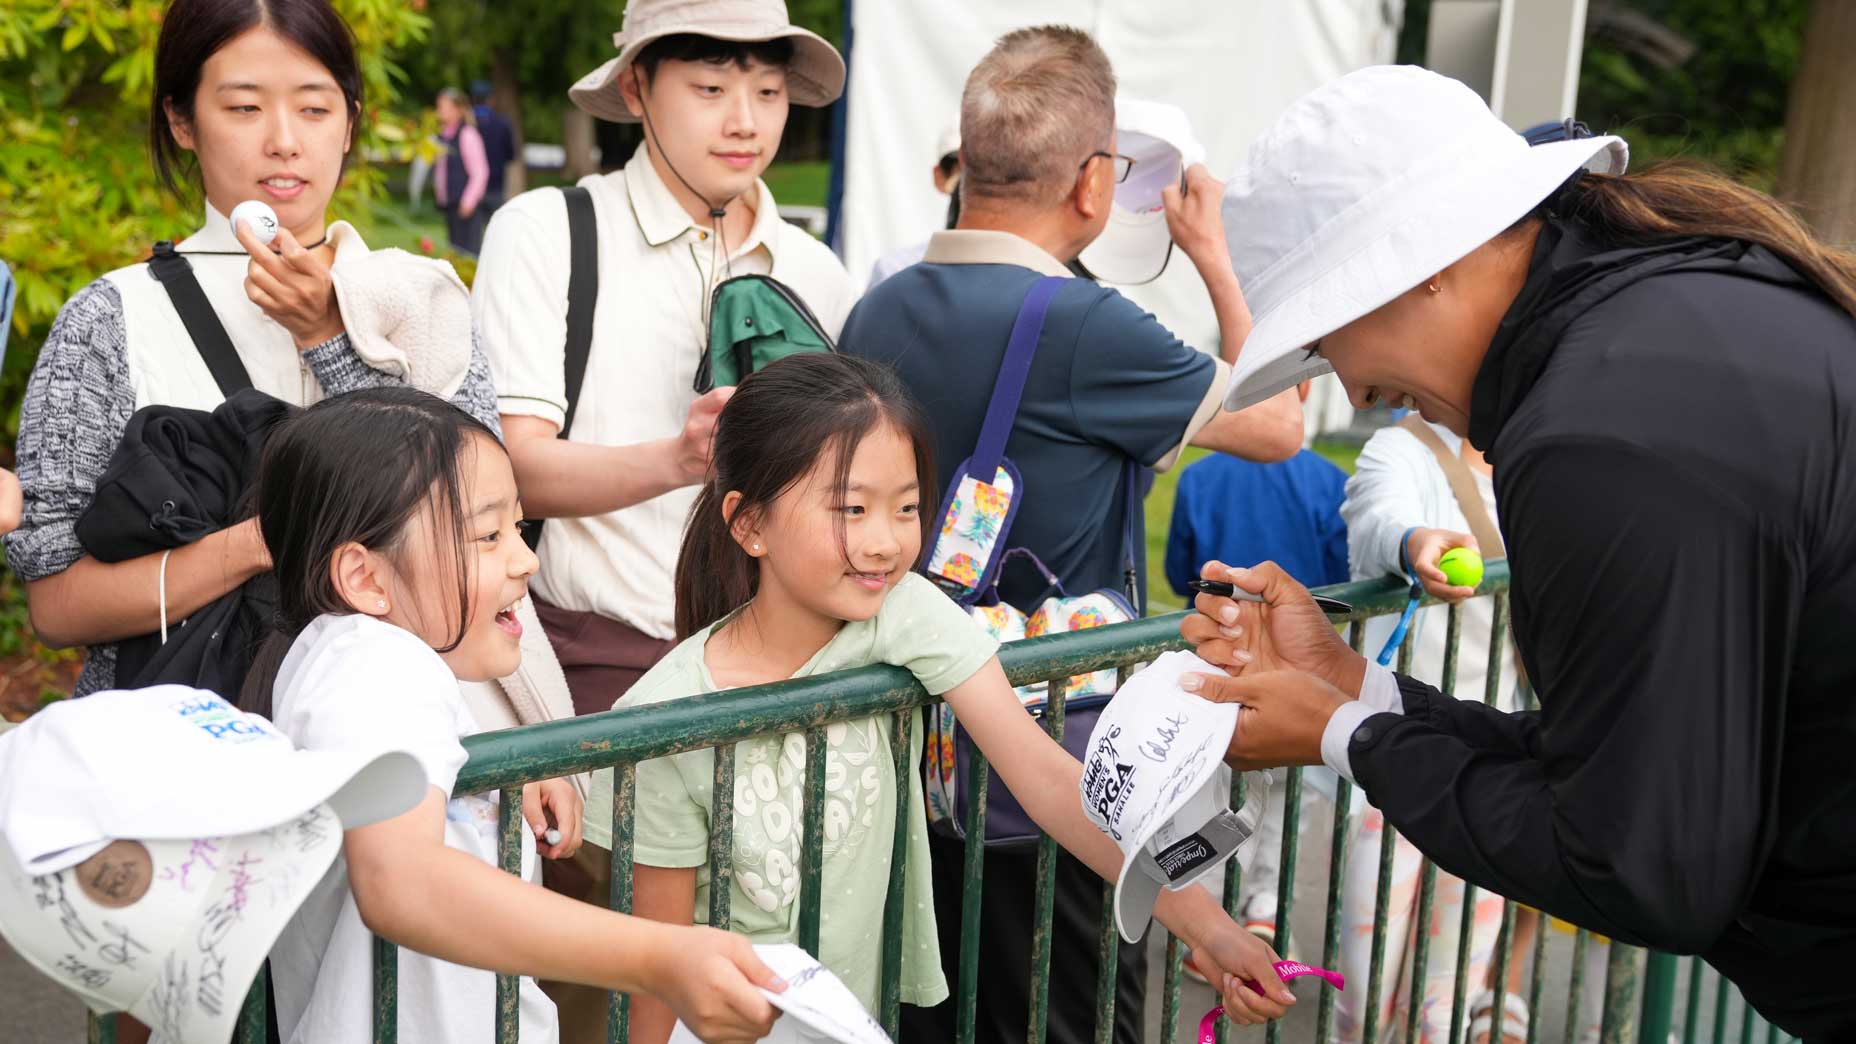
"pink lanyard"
1197,961,1345,1041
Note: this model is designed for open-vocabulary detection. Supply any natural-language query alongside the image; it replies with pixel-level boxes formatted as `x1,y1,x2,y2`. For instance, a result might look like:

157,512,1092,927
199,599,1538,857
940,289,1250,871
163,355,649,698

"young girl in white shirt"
246,386,784,1044
612,354,1294,1043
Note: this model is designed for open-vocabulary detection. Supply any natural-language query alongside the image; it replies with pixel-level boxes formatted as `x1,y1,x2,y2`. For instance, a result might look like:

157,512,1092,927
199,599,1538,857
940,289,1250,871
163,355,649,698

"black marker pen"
1187,579,1353,616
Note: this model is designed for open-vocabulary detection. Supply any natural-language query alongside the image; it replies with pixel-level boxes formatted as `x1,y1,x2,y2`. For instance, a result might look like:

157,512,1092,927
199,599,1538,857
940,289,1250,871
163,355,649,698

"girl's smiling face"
734,421,924,628
381,435,537,682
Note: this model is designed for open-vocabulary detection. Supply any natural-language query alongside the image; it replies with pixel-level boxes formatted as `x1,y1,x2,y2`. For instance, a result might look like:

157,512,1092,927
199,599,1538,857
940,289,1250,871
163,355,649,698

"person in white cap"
1180,65,1856,1038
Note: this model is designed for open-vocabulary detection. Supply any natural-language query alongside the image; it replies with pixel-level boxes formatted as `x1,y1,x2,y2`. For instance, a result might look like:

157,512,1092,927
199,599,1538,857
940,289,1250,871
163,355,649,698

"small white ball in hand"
229,199,280,245
544,828,563,846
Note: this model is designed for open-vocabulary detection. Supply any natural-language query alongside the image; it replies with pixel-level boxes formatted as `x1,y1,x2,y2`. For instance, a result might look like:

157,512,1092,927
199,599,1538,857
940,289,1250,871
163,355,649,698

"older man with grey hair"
844,24,1300,1044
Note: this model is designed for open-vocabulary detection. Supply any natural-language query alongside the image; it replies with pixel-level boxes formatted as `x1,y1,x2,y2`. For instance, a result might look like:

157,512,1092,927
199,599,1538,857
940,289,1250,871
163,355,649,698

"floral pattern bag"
920,277,1146,845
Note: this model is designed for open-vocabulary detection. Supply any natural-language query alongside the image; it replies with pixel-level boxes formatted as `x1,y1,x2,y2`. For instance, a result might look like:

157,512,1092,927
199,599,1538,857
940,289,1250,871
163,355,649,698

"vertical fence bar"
1093,664,1133,1044
1093,882,1121,1044
1314,776,1352,1044
1162,933,1185,1044
798,727,828,957
1682,956,1704,1044
1026,678,1070,1044
1600,943,1644,1044
1738,996,1754,1044
234,970,267,1044
1442,603,1485,1044
86,1016,116,1044
880,710,916,1039
1215,728,1252,1044
1314,622,1366,1044
954,744,990,1044
1567,929,1593,1044
1489,903,1518,1043
1764,1022,1780,1044
495,787,524,1044
1263,766,1302,1044
708,743,737,931
609,762,636,1044
374,935,398,1044
1640,951,1680,1044
1527,910,1548,1044
1711,968,1729,1044
1362,636,1415,1044
1395,620,1440,1040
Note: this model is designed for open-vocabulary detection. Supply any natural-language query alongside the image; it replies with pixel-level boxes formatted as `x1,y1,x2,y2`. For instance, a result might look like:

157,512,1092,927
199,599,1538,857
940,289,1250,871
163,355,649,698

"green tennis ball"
1439,547,1484,588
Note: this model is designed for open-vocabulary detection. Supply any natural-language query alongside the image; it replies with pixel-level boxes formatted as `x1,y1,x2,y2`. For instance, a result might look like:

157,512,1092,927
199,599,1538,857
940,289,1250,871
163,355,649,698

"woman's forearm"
25,520,269,647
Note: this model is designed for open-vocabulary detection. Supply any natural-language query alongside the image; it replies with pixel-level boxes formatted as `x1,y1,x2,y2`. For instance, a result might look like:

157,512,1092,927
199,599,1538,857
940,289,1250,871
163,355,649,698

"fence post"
1639,951,1680,1043
1600,943,1646,1044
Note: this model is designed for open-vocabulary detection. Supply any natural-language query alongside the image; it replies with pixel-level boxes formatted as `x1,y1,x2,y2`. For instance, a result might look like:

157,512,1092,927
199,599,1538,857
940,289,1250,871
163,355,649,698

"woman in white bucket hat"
1179,65,1856,1038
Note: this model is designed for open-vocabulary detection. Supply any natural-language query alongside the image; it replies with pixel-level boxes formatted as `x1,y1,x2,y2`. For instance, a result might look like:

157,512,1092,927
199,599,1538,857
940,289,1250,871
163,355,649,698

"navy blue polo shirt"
842,230,1220,613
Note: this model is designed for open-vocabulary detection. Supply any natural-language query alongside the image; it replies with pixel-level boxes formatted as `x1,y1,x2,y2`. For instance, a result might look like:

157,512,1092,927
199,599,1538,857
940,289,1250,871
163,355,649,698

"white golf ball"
229,199,280,245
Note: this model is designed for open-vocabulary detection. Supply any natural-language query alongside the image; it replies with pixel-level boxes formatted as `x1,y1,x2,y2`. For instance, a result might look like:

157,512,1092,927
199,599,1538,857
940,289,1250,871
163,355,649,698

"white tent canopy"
837,0,1405,435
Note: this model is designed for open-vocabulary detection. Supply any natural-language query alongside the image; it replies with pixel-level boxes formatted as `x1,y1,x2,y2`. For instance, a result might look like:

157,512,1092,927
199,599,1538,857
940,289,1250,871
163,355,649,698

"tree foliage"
0,0,431,433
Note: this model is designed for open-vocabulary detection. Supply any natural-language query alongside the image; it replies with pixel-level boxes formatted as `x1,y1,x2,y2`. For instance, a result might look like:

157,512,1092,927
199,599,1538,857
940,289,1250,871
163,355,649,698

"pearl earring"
751,543,761,552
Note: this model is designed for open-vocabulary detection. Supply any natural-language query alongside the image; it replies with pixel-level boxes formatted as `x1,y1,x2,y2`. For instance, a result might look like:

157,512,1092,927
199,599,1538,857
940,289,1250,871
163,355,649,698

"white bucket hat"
570,0,845,124
1079,98,1208,286
0,687,426,1043
1079,651,1269,943
1220,65,1628,411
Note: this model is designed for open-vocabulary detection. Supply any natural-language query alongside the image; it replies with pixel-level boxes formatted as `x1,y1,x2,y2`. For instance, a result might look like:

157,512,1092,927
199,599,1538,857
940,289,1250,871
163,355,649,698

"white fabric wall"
840,0,1404,415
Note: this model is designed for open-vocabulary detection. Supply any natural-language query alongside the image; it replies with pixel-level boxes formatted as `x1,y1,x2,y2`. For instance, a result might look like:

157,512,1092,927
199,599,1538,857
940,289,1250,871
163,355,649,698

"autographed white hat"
1080,98,1208,286
0,687,426,1043
1220,65,1628,410
1080,651,1270,943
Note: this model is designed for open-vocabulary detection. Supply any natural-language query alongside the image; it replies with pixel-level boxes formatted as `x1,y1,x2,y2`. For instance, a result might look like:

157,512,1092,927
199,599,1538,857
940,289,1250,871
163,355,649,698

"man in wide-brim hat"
468,4,859,1039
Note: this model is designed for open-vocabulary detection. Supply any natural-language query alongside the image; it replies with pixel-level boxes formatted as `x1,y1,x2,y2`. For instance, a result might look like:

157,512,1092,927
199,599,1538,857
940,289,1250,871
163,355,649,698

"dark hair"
635,33,796,84
674,354,936,640
150,0,365,196
239,387,501,714
1530,160,1856,320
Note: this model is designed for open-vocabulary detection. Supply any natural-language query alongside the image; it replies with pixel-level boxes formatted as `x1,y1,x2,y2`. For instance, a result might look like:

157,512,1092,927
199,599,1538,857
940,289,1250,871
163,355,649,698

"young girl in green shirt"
605,354,1295,1042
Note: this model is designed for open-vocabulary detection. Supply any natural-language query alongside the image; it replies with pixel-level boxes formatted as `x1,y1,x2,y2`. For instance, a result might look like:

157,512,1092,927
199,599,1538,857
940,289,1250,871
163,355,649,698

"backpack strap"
526,186,600,552
970,276,1065,478
559,185,599,439
147,241,253,398
1396,415,1504,556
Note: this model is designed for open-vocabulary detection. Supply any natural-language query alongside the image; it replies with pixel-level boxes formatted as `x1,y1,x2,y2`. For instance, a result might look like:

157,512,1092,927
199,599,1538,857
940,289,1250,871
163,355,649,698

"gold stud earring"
1427,279,1442,294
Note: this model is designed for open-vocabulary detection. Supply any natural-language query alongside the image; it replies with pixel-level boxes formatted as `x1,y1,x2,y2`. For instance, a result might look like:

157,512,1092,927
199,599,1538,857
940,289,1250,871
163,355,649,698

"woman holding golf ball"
1178,67,1856,1037
8,0,507,707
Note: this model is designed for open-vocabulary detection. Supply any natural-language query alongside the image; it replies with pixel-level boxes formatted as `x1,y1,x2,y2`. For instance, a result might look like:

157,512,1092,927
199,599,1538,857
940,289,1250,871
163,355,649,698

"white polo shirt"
473,144,856,638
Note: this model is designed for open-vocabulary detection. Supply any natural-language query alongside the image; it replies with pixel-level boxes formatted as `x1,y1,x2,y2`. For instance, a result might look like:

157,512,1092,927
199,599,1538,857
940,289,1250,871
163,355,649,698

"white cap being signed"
0,686,427,1043
1080,651,1270,943
1078,98,1207,286
668,943,893,1044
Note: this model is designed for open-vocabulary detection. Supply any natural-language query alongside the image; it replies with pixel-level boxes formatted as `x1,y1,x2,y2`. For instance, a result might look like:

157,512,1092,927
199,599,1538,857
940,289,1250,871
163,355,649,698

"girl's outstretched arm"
942,659,1297,1025
627,863,700,1044
344,788,779,1044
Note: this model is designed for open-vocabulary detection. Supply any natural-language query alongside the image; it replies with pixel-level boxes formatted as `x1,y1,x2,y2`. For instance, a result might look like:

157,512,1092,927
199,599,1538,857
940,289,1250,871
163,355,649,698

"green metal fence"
84,565,1799,1043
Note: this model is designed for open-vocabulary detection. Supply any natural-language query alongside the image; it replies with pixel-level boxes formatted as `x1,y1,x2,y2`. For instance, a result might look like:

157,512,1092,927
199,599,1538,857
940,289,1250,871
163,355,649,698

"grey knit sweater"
5,276,502,696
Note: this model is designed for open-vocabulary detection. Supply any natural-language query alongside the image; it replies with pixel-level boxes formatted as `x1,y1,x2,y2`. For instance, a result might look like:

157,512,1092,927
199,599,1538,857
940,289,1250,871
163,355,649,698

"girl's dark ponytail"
670,354,937,640
673,483,761,642
239,627,295,718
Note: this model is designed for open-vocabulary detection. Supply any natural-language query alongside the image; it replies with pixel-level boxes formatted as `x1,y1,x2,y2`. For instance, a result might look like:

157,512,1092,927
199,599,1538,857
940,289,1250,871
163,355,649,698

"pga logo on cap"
1078,651,1272,943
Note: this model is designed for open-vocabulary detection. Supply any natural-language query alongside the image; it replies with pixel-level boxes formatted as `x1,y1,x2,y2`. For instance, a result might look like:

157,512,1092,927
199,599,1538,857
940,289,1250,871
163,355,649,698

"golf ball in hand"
229,199,280,245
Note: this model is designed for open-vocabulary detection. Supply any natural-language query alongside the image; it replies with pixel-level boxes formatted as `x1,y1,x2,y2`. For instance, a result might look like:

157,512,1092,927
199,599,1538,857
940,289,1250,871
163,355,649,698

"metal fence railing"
83,563,1798,1043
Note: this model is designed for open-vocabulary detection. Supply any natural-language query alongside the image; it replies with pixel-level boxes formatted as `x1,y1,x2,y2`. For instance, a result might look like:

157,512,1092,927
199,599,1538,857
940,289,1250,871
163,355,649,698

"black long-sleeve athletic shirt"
1347,218,1856,1039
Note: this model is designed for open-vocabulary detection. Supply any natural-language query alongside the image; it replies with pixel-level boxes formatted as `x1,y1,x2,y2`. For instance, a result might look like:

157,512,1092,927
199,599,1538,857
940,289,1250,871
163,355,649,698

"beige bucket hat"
570,0,846,124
